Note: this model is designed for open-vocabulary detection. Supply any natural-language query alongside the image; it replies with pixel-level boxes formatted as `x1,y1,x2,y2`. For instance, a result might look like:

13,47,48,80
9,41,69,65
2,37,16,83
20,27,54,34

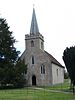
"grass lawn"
44,79,70,91
0,87,74,100
0,79,75,100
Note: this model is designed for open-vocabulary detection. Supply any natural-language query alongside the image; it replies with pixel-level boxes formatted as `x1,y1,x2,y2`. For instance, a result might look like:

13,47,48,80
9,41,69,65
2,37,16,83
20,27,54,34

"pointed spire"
30,7,39,35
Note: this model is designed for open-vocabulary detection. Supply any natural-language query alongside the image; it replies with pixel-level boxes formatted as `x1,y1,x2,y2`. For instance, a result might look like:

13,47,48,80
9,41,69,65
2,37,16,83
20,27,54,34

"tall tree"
0,18,20,85
63,46,75,93
14,59,27,87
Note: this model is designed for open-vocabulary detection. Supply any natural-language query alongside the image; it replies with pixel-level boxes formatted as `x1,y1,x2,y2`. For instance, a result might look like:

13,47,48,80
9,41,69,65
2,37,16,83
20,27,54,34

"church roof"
30,7,39,35
45,51,64,68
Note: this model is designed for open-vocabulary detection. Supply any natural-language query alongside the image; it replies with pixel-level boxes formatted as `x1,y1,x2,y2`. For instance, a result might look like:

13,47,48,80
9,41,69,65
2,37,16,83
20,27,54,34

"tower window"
41,42,43,49
32,56,34,64
31,40,34,47
41,64,45,74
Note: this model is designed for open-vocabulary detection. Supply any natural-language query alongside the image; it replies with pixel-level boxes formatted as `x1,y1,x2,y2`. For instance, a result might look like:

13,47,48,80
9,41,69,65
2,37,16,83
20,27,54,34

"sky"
0,0,75,66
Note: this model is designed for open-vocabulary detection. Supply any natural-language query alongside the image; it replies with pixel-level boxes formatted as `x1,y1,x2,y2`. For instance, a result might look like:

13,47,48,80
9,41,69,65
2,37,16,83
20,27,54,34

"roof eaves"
45,51,64,68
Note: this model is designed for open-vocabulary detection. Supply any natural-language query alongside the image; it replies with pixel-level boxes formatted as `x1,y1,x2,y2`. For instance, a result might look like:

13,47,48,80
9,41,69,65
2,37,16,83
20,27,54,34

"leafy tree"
0,18,20,86
63,46,75,93
0,17,27,87
14,59,27,87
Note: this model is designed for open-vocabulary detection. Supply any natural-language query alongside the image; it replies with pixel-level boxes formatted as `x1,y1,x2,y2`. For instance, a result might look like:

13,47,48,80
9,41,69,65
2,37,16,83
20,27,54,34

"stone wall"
52,63,64,85
24,49,52,86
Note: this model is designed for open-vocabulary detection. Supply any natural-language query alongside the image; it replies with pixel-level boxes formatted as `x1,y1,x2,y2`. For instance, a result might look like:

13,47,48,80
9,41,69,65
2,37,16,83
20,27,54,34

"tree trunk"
73,85,75,94
70,80,73,89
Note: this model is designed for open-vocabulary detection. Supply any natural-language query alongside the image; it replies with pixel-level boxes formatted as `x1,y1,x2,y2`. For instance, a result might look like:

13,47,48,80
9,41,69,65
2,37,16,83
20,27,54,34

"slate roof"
45,51,64,68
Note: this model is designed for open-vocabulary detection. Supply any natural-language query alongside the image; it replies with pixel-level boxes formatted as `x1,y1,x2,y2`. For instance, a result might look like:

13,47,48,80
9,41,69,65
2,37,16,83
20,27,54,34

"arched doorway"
32,75,36,86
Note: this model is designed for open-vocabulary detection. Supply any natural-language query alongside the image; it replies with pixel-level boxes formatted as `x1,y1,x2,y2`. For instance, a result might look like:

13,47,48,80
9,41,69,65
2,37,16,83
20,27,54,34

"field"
0,80,75,100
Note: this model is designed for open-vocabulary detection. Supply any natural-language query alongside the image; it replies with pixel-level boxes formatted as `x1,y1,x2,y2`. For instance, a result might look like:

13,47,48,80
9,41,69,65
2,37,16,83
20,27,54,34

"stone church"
21,8,64,86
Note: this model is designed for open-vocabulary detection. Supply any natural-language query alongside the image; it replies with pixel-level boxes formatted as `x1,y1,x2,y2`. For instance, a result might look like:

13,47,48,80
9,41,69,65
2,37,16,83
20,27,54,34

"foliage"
0,18,19,63
63,46,75,86
0,18,27,87
14,59,27,87
0,18,19,85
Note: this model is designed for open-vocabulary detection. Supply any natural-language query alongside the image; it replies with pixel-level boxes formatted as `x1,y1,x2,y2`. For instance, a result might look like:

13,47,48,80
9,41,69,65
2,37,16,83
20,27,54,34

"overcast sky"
0,0,75,66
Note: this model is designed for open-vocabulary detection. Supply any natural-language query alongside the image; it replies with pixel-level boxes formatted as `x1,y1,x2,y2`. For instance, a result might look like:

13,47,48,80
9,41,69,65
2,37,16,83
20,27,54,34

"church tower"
25,7,44,51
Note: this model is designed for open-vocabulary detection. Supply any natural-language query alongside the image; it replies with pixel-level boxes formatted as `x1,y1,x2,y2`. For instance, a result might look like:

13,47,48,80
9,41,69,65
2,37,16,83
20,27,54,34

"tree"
0,17,27,87
0,18,20,86
14,59,27,87
63,46,75,93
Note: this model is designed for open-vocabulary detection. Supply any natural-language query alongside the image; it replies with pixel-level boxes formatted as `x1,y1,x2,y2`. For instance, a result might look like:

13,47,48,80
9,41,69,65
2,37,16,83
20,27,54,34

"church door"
32,75,36,86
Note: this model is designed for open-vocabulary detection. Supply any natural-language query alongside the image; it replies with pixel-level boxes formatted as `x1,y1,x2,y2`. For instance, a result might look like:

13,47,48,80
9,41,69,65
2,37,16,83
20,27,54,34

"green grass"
0,79,74,100
44,79,70,91
0,87,74,100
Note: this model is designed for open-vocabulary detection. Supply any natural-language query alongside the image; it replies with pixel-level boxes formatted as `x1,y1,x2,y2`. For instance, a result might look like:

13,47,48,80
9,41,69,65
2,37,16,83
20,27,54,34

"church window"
32,56,34,64
41,64,45,74
31,40,34,47
57,69,58,76
41,42,43,49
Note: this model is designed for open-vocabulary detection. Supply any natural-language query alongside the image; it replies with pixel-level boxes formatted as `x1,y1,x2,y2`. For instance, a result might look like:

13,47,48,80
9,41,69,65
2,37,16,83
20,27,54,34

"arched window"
41,42,43,49
41,64,45,74
32,56,34,64
31,40,34,47
57,69,58,76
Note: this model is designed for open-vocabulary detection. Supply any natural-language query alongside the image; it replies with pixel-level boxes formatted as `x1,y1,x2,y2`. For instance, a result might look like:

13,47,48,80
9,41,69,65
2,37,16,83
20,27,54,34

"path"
31,87,73,94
